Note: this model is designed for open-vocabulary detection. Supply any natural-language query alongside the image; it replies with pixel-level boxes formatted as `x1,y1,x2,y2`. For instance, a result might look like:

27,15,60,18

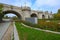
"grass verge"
15,22,60,40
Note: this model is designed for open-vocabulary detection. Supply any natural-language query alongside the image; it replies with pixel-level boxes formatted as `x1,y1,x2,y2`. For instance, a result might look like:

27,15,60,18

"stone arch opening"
1,10,22,21
42,15,45,19
31,13,37,17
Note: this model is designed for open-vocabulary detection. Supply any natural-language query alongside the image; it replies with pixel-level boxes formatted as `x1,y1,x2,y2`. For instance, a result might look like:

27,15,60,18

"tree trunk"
0,14,3,22
0,17,2,22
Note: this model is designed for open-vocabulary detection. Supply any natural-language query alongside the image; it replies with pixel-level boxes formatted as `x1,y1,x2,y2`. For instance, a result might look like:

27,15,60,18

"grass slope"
15,22,60,40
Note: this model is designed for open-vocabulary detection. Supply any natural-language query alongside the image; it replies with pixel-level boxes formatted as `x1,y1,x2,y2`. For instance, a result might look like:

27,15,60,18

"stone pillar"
45,14,48,19
45,11,49,19
38,12,43,19
21,6,31,20
38,13,42,19
22,11,30,20
22,11,31,20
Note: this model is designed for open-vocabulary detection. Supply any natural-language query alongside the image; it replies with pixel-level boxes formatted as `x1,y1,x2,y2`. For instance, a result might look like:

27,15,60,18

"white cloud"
0,0,32,7
46,0,60,6
0,0,60,7
0,0,60,13
33,0,60,7
13,0,32,7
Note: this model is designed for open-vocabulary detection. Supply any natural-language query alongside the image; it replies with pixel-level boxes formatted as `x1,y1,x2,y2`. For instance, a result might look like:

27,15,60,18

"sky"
0,0,60,17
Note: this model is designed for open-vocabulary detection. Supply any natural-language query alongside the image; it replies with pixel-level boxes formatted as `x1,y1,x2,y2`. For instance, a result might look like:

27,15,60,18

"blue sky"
0,0,60,13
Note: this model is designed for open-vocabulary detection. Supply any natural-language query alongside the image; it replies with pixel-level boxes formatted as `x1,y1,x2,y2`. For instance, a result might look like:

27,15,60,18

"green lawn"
15,22,60,40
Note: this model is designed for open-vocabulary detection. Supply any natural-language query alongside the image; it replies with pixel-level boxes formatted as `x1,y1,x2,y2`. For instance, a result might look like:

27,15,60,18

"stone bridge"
0,3,53,22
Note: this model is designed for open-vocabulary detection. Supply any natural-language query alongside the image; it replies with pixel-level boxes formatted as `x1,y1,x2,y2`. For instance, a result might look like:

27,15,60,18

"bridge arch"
31,13,37,17
2,10,22,20
42,14,45,19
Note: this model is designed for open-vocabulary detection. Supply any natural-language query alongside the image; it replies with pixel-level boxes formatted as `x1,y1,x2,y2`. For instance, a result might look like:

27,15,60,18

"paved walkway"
0,22,11,40
1,22,14,40
0,21,19,40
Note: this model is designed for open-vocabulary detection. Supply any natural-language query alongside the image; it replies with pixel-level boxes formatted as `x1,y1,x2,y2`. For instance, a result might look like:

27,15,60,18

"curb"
14,22,19,40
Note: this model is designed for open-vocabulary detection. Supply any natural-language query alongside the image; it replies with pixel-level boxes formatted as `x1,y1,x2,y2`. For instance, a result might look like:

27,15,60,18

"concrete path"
0,21,19,40
1,22,14,40
0,22,11,40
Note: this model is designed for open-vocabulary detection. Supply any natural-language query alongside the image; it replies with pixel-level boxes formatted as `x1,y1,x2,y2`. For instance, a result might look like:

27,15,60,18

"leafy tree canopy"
0,4,3,13
54,9,60,19
57,9,60,13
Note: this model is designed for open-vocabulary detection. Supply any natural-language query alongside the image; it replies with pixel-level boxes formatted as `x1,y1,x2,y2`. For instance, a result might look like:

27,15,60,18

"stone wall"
25,17,38,24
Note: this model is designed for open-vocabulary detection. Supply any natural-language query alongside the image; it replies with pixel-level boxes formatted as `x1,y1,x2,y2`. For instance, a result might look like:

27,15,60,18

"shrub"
19,20,60,32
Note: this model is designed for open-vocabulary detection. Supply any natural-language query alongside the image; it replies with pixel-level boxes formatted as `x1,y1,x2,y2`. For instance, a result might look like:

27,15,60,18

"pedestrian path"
1,22,14,40
0,22,11,40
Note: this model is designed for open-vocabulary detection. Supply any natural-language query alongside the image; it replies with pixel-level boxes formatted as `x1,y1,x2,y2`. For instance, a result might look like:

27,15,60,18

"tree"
4,15,9,19
54,9,60,20
0,4,3,22
54,13,60,19
57,9,60,13
0,4,3,13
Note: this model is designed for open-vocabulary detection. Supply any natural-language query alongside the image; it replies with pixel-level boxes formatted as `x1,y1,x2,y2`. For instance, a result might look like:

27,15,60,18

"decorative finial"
51,11,52,14
25,0,27,7
20,2,22,10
